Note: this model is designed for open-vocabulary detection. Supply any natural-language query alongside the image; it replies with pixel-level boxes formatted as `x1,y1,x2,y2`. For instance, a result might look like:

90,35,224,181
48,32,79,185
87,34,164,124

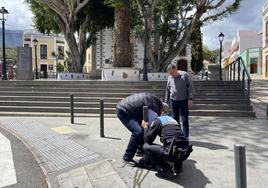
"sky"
1,0,266,50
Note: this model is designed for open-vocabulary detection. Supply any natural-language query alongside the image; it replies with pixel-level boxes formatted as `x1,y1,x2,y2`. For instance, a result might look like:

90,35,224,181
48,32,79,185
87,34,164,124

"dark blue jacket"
116,92,162,122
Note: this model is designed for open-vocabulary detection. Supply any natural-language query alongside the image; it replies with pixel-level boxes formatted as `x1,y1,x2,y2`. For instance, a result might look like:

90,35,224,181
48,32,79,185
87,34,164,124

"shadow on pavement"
165,159,211,188
103,136,122,140
133,168,150,188
191,141,228,150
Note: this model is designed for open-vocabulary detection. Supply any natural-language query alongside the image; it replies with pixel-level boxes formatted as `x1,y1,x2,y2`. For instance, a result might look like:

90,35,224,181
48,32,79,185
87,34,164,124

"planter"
140,73,168,81
57,72,91,80
102,68,140,81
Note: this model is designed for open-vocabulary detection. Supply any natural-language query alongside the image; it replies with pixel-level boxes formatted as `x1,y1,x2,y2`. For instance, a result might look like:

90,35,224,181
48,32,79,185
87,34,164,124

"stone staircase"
0,80,255,117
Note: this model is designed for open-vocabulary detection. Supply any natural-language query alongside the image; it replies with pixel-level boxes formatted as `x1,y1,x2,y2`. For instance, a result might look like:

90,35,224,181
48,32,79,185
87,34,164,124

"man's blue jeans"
116,109,143,161
171,99,189,137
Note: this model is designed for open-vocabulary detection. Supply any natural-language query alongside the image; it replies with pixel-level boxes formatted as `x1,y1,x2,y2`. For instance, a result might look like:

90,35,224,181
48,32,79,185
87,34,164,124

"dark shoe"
182,144,193,161
156,169,174,178
135,149,144,157
123,159,137,167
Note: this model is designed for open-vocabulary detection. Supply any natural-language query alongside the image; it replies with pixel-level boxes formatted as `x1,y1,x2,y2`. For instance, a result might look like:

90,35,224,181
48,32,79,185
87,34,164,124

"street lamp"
142,0,149,81
33,38,39,79
218,32,224,80
0,7,9,80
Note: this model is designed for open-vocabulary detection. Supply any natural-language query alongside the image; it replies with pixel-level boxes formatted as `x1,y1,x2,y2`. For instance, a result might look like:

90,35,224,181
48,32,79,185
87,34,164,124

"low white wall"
58,72,91,80
102,68,140,81
140,73,168,81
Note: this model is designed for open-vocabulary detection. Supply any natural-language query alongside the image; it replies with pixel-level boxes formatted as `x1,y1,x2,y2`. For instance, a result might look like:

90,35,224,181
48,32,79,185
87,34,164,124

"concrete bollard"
100,99,105,137
143,106,148,122
70,94,74,124
234,144,247,188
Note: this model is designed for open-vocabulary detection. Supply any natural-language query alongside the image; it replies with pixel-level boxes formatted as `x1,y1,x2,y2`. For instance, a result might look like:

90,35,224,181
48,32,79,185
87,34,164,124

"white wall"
238,31,262,54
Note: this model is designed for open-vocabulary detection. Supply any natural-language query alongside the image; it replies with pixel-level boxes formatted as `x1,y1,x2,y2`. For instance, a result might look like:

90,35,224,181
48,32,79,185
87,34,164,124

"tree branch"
75,0,90,15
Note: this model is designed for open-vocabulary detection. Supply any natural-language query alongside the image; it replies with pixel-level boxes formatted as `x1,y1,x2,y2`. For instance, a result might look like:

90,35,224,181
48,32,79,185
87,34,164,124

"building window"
40,44,47,59
58,46,64,60
24,44,29,47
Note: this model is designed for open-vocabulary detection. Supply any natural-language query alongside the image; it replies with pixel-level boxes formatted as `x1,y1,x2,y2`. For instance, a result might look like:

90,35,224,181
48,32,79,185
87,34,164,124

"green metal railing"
223,57,252,110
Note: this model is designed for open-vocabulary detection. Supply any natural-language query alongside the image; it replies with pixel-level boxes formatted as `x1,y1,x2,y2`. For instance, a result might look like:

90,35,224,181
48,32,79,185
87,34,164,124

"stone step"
0,106,255,117
0,87,165,93
0,90,244,97
0,101,251,110
0,96,249,103
0,80,241,86
0,91,165,98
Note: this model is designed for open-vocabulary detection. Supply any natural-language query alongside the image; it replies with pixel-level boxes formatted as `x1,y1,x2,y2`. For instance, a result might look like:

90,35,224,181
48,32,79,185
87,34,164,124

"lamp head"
33,38,38,46
218,32,224,42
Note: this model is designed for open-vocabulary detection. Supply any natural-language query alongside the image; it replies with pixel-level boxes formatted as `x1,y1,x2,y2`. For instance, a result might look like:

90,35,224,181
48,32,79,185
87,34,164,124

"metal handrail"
223,57,252,110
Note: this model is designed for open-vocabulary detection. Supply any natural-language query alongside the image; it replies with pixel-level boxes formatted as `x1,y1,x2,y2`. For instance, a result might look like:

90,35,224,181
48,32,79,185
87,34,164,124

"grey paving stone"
1,119,99,172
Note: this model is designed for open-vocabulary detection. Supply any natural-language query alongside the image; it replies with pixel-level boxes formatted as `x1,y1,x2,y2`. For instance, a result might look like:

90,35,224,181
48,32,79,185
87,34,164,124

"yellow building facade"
23,30,68,78
262,2,268,78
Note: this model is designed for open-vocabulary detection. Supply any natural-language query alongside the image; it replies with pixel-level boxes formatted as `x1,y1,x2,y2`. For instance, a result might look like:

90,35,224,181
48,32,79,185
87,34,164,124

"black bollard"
234,144,247,188
70,94,74,124
143,106,148,122
100,99,105,137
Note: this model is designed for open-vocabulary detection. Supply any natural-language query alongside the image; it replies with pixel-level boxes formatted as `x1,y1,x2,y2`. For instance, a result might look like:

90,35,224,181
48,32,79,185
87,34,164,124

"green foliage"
56,63,65,72
203,46,216,61
132,0,242,72
27,0,60,34
27,0,114,46
190,23,203,73
0,48,17,63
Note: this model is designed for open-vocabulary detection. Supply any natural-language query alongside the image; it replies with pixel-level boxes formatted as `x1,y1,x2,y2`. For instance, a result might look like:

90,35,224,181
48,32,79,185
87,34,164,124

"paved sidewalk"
0,114,267,188
0,79,267,187
251,79,268,118
0,127,46,188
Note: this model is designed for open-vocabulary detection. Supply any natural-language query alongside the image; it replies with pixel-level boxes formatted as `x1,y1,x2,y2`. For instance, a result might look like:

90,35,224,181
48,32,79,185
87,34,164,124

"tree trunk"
65,30,82,72
113,0,131,67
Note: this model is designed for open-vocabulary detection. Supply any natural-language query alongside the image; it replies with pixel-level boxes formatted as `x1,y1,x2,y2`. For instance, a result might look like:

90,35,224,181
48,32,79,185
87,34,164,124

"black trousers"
143,143,175,171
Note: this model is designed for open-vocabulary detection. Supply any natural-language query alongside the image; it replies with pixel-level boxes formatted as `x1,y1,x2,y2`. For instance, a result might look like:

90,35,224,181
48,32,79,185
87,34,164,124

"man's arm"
142,119,161,144
165,77,170,104
185,73,193,100
185,73,194,108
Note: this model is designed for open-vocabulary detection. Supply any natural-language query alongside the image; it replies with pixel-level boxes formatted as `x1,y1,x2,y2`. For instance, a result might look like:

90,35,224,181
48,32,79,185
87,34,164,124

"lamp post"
33,38,39,79
0,7,8,80
142,0,149,81
218,32,224,80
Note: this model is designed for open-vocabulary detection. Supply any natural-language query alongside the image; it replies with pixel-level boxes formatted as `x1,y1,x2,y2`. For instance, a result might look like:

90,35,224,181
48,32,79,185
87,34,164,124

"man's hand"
188,100,193,109
141,120,148,129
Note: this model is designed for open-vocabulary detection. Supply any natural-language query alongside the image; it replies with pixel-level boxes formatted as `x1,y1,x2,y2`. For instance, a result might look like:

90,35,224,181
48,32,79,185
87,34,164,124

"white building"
262,1,268,78
229,31,261,62
86,28,192,75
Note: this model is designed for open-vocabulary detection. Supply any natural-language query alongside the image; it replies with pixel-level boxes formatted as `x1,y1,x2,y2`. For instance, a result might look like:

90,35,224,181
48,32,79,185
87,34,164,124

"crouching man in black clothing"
140,114,193,178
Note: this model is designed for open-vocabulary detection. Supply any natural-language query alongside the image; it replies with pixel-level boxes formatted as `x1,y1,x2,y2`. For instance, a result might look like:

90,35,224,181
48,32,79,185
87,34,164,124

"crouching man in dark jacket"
116,93,163,166
140,113,193,178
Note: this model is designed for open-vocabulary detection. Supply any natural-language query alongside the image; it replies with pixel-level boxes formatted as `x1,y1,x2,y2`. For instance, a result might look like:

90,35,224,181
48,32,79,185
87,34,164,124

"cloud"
202,0,265,50
2,0,33,30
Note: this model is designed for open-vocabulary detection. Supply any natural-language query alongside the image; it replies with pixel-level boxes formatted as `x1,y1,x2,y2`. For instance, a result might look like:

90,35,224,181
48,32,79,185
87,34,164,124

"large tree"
27,0,113,72
190,21,203,73
113,0,132,67
135,0,241,72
